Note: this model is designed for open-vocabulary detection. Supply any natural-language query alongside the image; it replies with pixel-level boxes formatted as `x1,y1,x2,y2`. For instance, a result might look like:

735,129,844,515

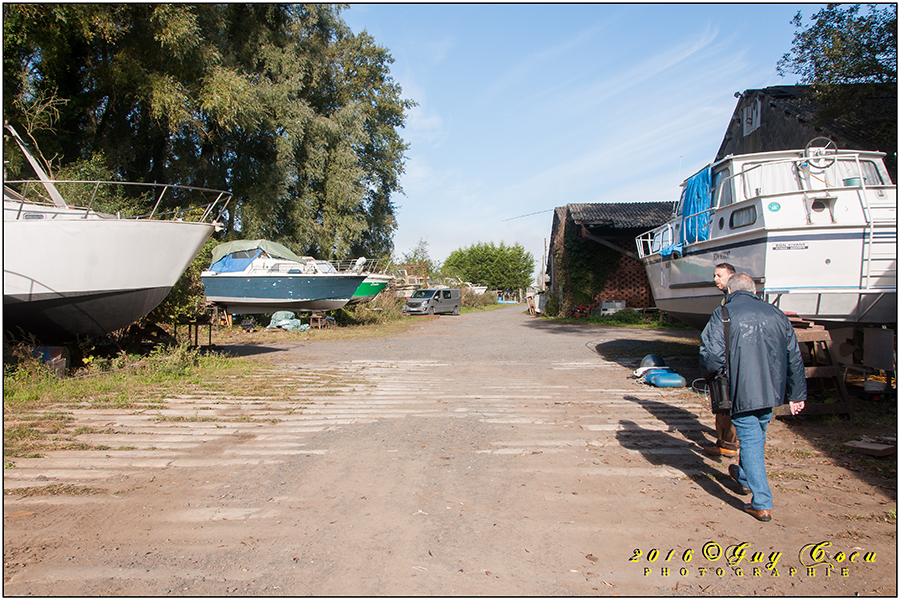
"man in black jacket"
699,273,806,522
701,262,740,457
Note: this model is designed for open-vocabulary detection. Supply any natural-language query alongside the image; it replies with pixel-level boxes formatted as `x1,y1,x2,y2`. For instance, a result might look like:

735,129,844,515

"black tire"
428,307,435,316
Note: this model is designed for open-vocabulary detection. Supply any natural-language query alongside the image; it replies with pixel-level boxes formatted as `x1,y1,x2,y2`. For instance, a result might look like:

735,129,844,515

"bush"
544,294,560,317
461,287,497,309
338,291,407,325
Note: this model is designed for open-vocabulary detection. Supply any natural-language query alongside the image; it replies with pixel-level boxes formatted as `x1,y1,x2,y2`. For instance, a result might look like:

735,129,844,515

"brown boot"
743,504,772,522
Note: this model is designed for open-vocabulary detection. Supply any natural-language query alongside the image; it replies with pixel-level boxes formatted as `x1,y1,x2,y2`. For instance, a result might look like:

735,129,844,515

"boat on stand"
635,139,897,331
200,239,368,314
3,125,231,343
345,261,394,306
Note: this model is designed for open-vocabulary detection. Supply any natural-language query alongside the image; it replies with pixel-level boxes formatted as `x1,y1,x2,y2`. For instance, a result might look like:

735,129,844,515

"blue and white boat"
200,239,368,314
635,140,897,329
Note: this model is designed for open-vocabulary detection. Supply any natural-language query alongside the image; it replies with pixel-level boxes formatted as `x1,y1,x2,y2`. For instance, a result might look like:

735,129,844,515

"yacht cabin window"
712,166,733,208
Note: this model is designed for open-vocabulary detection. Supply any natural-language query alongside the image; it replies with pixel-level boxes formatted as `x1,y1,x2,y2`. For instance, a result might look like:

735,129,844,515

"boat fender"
649,372,687,388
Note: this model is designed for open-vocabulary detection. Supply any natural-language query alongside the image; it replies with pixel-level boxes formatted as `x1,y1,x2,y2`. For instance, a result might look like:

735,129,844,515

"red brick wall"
596,254,655,309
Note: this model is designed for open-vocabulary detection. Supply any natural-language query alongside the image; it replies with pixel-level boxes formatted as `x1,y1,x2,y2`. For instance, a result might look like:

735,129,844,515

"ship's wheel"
804,137,837,169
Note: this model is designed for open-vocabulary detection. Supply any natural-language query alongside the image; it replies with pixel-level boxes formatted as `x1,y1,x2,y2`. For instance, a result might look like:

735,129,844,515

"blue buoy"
649,372,686,388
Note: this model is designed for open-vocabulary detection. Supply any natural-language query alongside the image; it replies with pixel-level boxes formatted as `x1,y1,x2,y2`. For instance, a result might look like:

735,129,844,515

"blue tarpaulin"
208,249,263,273
660,165,712,257
681,166,713,245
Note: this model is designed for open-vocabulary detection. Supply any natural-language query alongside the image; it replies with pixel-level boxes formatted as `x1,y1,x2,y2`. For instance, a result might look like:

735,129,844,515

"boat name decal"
772,242,808,251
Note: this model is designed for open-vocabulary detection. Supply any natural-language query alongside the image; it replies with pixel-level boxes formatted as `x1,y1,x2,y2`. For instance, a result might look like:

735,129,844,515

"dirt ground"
4,306,897,596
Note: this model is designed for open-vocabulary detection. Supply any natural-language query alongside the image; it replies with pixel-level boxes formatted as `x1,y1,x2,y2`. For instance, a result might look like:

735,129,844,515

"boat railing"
732,153,885,202
253,262,313,275
636,206,718,259
4,179,232,223
636,223,673,259
323,258,394,275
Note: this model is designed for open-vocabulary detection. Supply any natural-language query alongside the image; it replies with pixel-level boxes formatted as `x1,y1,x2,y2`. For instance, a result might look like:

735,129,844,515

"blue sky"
342,3,823,283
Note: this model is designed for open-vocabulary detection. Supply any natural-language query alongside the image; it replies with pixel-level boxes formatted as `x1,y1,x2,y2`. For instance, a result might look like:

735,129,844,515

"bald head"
726,273,755,294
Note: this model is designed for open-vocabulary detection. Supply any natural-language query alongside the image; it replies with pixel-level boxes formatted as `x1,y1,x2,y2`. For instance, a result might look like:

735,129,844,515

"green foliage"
3,4,413,260
461,288,497,309
147,238,216,324
540,308,692,330
544,294,561,317
442,241,534,290
776,5,897,179
778,5,897,85
397,238,440,279
564,227,620,307
338,292,407,325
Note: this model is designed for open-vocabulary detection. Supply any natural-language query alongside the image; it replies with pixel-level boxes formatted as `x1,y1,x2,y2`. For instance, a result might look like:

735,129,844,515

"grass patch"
5,484,105,496
152,415,219,423
843,511,897,523
542,308,694,330
3,341,266,457
769,471,818,481
766,447,820,460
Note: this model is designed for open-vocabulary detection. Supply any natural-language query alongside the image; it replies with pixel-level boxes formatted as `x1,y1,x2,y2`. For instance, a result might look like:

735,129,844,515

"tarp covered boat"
200,239,367,314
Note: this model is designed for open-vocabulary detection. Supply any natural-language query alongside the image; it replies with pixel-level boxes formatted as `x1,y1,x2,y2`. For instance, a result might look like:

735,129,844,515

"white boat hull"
4,212,216,341
636,147,897,330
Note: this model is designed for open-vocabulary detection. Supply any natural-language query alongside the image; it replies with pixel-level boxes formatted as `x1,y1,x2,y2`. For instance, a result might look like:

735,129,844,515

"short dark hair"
716,263,735,274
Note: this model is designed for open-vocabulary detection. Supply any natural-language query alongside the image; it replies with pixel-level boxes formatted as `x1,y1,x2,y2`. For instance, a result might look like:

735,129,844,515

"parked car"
403,288,461,315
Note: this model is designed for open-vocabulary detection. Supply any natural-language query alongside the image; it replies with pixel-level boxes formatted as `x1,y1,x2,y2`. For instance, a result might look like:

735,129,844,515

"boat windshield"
739,157,886,199
411,290,435,299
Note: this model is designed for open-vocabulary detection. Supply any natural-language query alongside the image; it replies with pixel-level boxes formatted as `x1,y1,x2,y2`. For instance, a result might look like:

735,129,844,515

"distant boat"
3,125,231,343
347,271,394,305
635,140,897,329
200,239,368,314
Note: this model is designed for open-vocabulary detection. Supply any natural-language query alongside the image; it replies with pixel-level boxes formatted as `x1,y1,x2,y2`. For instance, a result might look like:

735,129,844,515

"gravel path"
4,306,896,595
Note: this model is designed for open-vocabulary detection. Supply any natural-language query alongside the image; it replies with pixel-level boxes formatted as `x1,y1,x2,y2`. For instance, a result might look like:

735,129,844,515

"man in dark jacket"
699,273,806,522
701,262,740,457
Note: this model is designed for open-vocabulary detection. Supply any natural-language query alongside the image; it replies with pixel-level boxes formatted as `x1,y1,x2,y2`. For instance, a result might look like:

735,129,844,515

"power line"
501,209,554,222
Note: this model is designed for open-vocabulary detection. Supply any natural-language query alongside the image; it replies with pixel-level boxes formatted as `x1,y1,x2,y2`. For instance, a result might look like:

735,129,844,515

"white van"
403,288,461,315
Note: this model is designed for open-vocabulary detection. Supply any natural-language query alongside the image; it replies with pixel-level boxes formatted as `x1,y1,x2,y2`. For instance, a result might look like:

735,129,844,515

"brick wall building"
547,201,674,314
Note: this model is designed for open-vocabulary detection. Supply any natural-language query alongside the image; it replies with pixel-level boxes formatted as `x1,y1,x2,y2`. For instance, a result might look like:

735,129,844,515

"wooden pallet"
773,319,852,417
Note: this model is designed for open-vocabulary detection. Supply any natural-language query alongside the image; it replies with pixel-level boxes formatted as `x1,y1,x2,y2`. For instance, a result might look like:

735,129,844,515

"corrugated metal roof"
568,201,674,229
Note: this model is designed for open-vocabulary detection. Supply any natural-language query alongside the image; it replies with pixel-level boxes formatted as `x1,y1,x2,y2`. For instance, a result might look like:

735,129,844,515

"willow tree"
3,4,412,259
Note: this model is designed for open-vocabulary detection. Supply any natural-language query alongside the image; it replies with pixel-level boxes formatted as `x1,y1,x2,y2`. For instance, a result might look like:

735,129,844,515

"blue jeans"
731,408,773,510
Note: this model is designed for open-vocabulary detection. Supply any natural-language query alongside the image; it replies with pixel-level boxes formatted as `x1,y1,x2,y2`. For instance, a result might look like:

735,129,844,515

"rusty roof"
568,201,674,229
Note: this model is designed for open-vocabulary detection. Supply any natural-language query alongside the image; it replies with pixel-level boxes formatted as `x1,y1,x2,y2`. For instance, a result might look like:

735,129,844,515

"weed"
153,415,218,422
71,426,98,436
770,471,817,481
5,484,104,496
843,512,898,523
543,308,693,330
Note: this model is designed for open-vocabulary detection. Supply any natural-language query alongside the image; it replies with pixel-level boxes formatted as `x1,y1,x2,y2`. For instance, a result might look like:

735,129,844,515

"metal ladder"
859,189,897,290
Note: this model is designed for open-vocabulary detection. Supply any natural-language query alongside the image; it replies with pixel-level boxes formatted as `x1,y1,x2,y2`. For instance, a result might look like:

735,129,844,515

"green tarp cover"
210,239,306,265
